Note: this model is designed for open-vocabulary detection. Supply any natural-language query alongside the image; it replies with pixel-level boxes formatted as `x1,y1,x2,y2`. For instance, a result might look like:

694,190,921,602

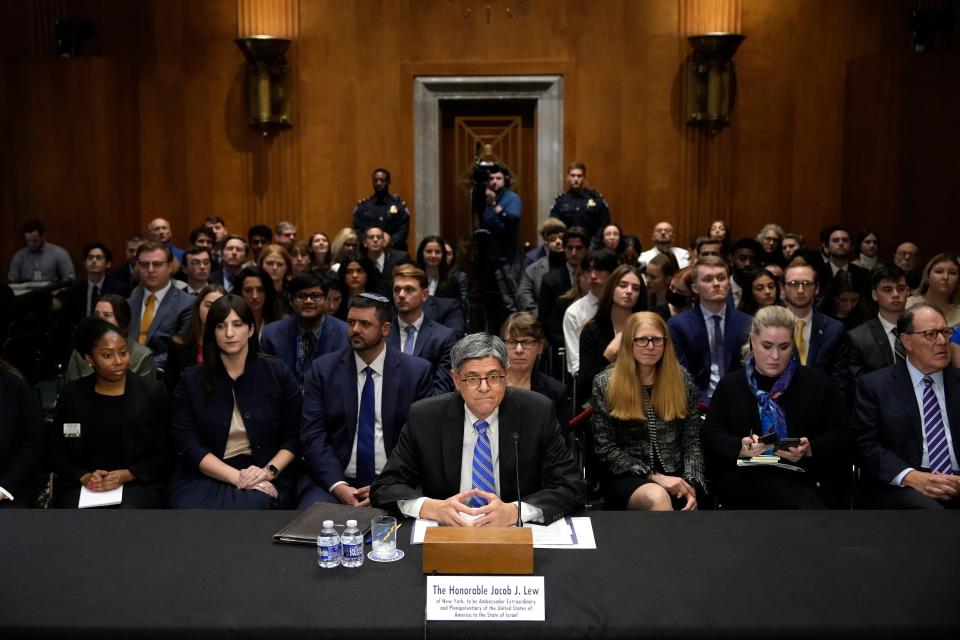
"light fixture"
685,33,745,134
234,35,292,136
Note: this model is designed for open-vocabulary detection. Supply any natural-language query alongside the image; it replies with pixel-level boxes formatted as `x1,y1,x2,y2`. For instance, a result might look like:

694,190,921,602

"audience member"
181,246,213,295
421,288,467,340
0,357,45,507
330,227,359,272
819,269,870,331
644,251,679,309
590,311,703,510
669,256,752,406
708,219,728,245
549,161,610,242
352,168,411,250
58,242,125,330
247,224,273,261
539,227,589,350
653,266,695,322
524,217,567,266
363,226,408,276
638,221,690,269
417,235,469,312
147,218,184,263
371,333,587,525
599,224,624,256
210,235,248,292
851,228,881,271
288,242,312,275
855,304,959,509
325,276,344,317
479,164,522,329
702,305,856,509
387,266,456,396
189,226,216,256
817,225,871,298
736,267,781,316
906,253,960,327
274,221,297,251
848,266,909,382
500,312,570,428
335,253,386,319
258,243,293,302
517,221,567,317
694,236,724,261
563,249,619,377
781,232,804,262
308,232,332,271
164,285,226,393
757,223,785,268
727,237,762,308
107,235,143,296
127,242,193,370
8,219,75,284
619,234,642,266
299,293,432,508
893,241,922,290
65,294,156,383
235,267,282,337
51,317,173,508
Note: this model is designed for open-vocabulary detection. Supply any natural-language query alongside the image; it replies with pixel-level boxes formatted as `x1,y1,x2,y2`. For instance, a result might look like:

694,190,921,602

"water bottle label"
342,543,363,559
319,545,339,562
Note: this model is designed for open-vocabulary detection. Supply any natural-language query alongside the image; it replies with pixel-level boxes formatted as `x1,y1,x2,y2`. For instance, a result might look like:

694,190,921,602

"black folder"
272,501,388,544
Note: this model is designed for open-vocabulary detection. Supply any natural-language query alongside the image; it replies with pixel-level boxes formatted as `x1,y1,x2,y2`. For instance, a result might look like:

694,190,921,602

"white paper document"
411,516,596,549
78,486,123,508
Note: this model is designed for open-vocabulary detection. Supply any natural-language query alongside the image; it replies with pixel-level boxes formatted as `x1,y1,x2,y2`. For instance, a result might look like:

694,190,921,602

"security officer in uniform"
352,168,411,252
549,161,610,244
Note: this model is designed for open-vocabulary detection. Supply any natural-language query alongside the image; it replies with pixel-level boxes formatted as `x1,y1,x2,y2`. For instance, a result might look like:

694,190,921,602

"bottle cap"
322,520,334,528
346,519,357,527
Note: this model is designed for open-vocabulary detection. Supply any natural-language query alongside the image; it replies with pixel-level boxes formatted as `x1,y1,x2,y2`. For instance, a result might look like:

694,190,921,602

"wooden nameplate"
422,526,534,575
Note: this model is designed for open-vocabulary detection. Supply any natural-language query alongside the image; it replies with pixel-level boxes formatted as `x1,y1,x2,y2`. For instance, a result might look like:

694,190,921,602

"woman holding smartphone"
701,305,856,509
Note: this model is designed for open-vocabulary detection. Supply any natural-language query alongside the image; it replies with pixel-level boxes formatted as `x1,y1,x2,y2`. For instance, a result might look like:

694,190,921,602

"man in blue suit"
668,256,752,406
299,292,433,509
126,242,193,370
422,294,466,339
781,258,849,394
387,265,456,396
260,272,348,383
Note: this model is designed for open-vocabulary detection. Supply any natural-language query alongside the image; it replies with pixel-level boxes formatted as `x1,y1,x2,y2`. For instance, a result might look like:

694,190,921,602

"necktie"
471,420,496,507
892,329,906,363
795,319,808,365
922,377,954,475
356,367,376,486
138,294,156,345
403,324,416,355
89,284,101,316
298,332,316,378
711,315,725,377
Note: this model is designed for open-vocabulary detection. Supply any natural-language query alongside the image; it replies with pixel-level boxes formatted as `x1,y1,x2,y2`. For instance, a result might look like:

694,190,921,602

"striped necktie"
922,377,954,475
471,420,496,507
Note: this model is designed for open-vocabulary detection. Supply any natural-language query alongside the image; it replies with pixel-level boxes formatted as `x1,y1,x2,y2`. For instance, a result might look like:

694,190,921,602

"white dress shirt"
398,313,425,353
563,291,599,375
337,348,388,489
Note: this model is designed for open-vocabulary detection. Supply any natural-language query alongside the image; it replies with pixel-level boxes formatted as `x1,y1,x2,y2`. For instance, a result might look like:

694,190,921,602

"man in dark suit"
208,235,248,292
106,235,143,297
856,304,960,508
362,226,409,276
126,242,193,370
848,266,909,382
668,256,752,406
299,292,433,509
58,242,126,329
538,227,588,350
422,294,466,339
260,272,348,383
817,225,871,300
781,258,849,394
372,333,587,526
388,265,456,396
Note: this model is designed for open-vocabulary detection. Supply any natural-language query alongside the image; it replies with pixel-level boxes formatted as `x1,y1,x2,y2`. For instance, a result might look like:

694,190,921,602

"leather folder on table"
273,502,388,544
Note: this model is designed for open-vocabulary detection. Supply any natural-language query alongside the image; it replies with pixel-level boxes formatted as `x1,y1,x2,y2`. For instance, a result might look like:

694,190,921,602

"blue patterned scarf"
745,355,795,446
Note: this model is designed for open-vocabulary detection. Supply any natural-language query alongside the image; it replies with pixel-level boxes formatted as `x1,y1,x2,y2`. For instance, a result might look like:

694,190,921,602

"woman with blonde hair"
702,305,856,509
590,311,703,511
905,252,960,327
329,227,359,272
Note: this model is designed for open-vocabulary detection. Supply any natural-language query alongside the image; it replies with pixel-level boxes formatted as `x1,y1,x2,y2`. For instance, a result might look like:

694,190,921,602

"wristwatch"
266,464,279,480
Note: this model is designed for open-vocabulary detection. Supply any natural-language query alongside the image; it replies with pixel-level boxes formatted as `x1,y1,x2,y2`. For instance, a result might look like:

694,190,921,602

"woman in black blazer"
168,294,301,510
500,312,570,429
701,305,856,509
50,318,173,508
0,357,45,507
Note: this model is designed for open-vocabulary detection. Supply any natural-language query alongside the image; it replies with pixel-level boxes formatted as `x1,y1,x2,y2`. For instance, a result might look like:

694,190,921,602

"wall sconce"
685,33,745,134
234,36,292,136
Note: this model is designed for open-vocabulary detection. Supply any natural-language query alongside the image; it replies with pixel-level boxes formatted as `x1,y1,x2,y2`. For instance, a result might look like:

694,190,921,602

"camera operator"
478,164,522,331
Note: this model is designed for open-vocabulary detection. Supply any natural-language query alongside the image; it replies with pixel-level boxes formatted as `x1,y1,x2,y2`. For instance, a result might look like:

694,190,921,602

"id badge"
63,423,81,438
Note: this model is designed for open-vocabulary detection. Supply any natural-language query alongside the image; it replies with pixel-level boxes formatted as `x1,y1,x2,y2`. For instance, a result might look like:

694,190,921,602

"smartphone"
757,432,778,445
775,437,802,451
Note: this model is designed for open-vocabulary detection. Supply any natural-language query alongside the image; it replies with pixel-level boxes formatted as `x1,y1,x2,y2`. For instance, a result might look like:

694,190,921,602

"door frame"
413,75,564,246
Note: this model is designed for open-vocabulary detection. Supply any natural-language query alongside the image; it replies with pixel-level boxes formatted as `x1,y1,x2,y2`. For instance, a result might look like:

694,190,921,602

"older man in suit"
126,242,193,370
299,292,433,509
668,256,752,406
848,266,909,382
856,303,960,508
372,333,587,526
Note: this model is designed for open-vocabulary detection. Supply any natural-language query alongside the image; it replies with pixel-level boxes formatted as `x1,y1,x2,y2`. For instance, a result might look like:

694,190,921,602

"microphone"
512,432,523,528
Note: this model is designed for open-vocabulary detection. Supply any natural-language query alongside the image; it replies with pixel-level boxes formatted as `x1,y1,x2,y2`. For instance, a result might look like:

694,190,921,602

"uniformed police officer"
549,162,610,243
352,168,411,251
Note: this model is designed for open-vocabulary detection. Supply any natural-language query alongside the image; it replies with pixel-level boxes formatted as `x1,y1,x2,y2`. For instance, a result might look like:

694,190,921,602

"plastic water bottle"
317,519,340,569
340,519,364,568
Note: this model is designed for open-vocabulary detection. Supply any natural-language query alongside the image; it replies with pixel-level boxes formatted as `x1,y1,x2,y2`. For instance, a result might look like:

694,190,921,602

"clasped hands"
740,435,812,463
904,470,960,501
419,489,519,527
236,465,277,498
80,469,133,492
332,483,370,507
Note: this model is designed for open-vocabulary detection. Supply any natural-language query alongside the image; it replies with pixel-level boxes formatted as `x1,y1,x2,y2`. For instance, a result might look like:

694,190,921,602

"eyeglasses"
784,280,815,289
137,260,168,271
187,259,211,267
292,292,325,303
505,338,539,350
457,373,506,389
902,327,952,342
633,336,666,347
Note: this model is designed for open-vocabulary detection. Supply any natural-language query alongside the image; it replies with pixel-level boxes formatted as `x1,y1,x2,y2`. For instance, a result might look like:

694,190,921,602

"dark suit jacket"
422,295,466,339
50,373,174,497
538,266,573,348
576,319,614,407
855,363,960,486
805,312,849,394
59,277,127,327
126,285,194,369
668,303,752,404
106,264,136,297
847,317,896,383
370,388,588,524
387,317,456,396
259,314,349,381
530,369,571,430
0,371,45,503
170,355,302,493
818,261,871,298
379,249,410,276
300,346,433,490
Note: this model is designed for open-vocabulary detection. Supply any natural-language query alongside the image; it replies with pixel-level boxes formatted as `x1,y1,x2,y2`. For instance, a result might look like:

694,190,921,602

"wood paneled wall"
1,0,954,273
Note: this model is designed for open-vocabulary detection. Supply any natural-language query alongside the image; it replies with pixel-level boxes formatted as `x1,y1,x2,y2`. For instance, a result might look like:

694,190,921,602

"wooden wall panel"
2,0,953,276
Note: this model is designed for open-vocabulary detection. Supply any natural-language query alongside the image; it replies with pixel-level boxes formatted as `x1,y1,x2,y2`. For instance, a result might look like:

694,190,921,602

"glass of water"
371,515,398,560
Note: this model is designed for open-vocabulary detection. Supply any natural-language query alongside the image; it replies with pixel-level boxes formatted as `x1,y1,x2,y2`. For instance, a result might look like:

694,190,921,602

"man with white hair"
147,217,184,264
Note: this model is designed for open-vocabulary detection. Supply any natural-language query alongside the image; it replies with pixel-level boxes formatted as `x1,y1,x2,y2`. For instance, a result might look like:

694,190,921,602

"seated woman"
235,267,283,337
819,269,869,331
0,357,45,508
64,294,156,382
329,227,359,272
335,253,385,320
164,284,226,393
590,312,704,511
501,312,570,428
258,243,293,301
417,235,468,311
288,241,313,276
736,267,782,317
168,295,301,509
652,266,694,323
644,252,679,309
50,317,173,508
308,232,332,272
701,305,856,509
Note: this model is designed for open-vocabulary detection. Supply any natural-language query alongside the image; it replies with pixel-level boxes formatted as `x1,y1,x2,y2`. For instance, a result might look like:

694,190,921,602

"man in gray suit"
516,218,567,317
848,265,909,383
127,242,193,370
